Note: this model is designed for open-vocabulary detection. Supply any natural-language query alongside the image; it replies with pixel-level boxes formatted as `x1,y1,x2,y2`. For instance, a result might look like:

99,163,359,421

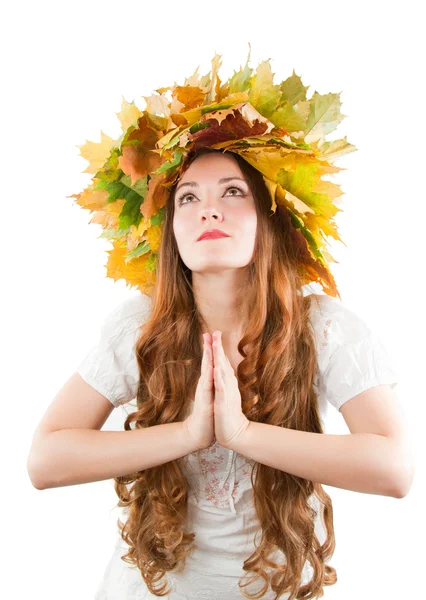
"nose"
201,207,222,221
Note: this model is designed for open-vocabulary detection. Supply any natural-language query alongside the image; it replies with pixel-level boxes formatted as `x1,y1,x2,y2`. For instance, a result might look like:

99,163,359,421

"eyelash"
176,185,245,206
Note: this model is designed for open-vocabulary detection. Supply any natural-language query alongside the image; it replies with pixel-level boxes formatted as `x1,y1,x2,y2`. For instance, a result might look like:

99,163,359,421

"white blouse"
76,289,399,600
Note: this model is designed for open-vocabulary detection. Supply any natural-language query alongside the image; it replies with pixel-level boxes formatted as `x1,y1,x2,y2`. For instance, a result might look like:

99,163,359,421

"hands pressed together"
185,331,251,451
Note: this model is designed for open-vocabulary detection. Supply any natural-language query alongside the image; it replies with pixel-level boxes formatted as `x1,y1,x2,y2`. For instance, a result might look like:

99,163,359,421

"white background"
2,0,424,598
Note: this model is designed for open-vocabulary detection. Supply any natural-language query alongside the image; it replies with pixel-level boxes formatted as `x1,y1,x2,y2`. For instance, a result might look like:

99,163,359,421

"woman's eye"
177,186,245,206
178,194,195,205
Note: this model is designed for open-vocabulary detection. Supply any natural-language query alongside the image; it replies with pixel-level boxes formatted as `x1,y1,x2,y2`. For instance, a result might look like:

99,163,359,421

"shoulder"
94,292,153,355
105,293,152,324
307,293,372,369
308,293,371,342
101,293,153,337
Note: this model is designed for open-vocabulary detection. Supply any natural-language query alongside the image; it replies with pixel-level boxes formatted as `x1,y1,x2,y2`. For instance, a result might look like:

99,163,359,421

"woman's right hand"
184,333,215,451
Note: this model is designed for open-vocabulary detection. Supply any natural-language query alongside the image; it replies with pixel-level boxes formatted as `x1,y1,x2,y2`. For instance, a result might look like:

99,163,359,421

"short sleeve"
76,293,152,408
309,294,399,412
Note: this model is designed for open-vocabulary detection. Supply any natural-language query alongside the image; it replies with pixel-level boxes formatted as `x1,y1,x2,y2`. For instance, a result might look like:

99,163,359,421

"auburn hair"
113,147,338,599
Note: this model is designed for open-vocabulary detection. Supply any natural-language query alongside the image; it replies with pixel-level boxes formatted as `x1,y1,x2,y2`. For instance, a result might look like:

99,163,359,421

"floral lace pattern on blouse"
183,438,256,514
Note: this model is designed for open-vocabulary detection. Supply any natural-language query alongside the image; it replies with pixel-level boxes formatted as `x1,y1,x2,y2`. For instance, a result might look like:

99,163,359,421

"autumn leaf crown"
69,47,357,299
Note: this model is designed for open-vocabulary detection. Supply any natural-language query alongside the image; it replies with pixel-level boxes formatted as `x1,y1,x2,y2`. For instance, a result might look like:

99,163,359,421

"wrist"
181,419,202,454
226,418,252,451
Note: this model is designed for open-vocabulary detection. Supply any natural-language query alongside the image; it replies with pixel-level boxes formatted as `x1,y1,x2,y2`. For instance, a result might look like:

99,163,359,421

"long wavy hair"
113,147,338,599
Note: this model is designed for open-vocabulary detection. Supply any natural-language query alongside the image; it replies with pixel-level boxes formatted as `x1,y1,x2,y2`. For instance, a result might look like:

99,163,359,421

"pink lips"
197,229,230,241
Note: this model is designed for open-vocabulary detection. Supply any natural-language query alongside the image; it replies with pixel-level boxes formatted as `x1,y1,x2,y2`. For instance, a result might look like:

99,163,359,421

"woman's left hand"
211,331,251,449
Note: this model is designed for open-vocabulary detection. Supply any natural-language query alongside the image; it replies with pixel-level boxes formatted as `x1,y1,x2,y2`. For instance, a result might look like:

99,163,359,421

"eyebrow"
175,176,247,194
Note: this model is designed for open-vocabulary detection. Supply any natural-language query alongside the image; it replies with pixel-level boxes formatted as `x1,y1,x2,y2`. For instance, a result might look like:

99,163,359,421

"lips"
197,229,230,241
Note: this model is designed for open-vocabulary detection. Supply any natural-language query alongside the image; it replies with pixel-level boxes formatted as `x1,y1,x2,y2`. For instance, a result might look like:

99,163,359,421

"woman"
77,148,406,599
28,53,412,599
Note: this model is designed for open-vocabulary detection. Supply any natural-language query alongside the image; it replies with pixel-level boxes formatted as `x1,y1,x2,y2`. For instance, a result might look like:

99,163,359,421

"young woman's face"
172,153,257,274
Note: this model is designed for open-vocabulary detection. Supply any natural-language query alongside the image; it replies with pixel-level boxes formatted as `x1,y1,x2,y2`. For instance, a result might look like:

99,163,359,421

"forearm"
28,422,196,490
231,422,404,497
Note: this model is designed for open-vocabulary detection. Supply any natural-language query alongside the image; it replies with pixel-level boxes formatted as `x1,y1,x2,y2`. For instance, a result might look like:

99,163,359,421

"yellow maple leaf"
89,198,126,230
115,96,143,132
175,85,206,110
89,209,119,230
249,59,282,119
304,92,346,144
204,52,223,105
126,217,151,251
141,91,171,119
71,186,109,211
106,239,156,292
77,131,116,174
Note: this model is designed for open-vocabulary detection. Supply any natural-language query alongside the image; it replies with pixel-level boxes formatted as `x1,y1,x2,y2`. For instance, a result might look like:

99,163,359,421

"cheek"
173,215,191,240
240,209,257,236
